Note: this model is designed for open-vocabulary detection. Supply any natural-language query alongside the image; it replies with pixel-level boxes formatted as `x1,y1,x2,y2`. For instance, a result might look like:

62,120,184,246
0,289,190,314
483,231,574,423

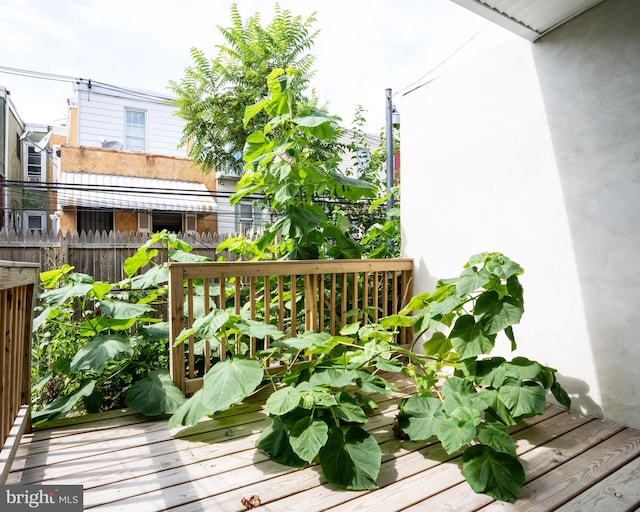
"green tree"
223,68,377,260
169,3,319,174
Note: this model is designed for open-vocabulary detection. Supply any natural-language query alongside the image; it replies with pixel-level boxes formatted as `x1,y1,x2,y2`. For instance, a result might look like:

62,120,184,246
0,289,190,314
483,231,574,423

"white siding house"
402,0,640,428
75,81,186,157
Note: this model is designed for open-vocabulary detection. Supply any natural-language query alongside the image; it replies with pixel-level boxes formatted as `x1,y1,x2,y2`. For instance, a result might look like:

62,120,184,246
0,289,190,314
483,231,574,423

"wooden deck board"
8,378,640,511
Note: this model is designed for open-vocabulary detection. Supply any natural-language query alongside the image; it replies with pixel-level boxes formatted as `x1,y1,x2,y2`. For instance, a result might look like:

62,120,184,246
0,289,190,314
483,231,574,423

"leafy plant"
224,67,377,260
31,232,198,424
169,3,319,174
168,252,570,501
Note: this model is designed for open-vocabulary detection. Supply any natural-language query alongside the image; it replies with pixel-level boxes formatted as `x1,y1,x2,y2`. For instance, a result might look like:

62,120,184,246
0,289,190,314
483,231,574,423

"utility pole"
385,88,394,216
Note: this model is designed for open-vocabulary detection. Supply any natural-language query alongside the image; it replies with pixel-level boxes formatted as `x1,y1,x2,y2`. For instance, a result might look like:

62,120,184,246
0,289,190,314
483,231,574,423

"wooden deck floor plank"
477,427,640,512
86,456,324,511
554,454,640,512
401,417,626,511
7,418,268,485
10,406,273,475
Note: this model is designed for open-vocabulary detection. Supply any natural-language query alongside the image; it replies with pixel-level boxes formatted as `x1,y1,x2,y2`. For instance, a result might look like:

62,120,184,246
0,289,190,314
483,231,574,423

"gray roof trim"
450,0,607,41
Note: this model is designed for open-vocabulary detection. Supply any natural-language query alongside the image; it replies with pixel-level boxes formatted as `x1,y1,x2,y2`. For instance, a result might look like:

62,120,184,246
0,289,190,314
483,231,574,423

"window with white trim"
138,212,152,233
124,109,146,151
235,202,264,233
24,211,45,232
184,213,197,233
25,145,45,183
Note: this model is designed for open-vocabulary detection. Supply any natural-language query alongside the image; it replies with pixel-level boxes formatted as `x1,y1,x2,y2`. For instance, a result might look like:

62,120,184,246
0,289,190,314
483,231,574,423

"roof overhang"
450,0,607,41
58,172,217,213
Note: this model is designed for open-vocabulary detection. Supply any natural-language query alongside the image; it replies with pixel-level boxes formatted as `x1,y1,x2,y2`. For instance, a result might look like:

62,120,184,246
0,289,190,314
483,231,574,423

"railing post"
167,263,186,394
0,261,39,484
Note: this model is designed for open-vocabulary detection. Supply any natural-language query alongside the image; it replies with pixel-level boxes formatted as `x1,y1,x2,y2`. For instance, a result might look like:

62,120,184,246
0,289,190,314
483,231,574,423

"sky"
0,0,515,134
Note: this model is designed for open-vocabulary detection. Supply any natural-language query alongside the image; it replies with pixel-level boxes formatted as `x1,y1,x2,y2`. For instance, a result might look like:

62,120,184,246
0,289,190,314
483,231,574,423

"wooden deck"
7,374,640,512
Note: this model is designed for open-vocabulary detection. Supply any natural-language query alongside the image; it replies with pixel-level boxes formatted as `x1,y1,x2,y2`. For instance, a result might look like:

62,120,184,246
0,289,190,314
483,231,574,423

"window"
77,208,114,233
24,211,45,232
138,212,151,233
152,212,181,233
236,202,264,233
25,145,44,183
124,109,146,151
184,213,197,233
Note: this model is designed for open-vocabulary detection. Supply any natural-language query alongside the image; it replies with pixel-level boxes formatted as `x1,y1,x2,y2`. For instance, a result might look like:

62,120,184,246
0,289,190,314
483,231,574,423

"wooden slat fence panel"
0,229,257,284
167,259,414,395
0,261,39,484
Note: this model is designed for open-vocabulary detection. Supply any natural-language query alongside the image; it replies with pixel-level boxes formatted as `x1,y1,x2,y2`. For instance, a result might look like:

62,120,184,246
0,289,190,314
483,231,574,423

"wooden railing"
167,259,414,395
0,261,38,483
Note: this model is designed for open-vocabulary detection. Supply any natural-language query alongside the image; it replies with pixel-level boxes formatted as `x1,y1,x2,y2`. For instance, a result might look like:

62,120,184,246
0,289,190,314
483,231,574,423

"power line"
397,22,490,98
0,65,80,84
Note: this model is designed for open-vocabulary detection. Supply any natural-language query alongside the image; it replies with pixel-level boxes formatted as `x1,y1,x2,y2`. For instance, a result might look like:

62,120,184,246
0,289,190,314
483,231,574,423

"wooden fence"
0,229,255,284
0,261,38,483
167,259,414,395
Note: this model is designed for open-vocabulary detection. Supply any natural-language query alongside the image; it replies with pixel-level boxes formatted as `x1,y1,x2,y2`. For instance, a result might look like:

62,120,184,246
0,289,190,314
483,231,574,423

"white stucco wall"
401,0,640,428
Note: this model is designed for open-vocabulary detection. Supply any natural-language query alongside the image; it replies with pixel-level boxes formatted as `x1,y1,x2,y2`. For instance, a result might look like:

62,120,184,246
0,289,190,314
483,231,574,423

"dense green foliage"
167,252,570,500
31,233,199,424
221,67,377,260
169,3,319,174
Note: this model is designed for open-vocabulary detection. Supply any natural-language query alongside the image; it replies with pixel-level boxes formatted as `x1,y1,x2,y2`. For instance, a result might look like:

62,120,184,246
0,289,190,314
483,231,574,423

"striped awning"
58,172,217,213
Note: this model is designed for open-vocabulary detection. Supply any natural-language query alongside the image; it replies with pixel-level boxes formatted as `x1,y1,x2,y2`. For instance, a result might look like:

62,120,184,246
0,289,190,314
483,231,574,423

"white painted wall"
402,0,640,428
76,82,186,157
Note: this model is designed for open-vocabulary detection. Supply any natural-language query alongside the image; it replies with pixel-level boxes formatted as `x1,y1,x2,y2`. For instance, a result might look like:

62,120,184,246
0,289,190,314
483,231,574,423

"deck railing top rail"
167,258,414,395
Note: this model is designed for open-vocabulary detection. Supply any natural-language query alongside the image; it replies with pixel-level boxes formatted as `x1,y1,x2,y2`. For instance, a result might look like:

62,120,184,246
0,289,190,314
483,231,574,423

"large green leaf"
168,389,209,429
39,264,74,288
78,316,136,336
265,386,302,416
319,426,381,490
140,321,170,341
40,282,94,307
290,417,328,463
456,266,490,297
441,376,477,413
129,265,169,289
274,204,324,238
484,254,523,280
125,369,186,416
551,378,572,410
309,369,357,388
498,381,547,418
200,357,264,413
124,247,158,277
256,415,307,468
331,392,368,424
477,423,516,456
474,291,523,335
235,319,285,340
462,444,525,503
70,334,135,373
449,315,496,359
168,249,213,262
99,299,153,319
437,417,477,454
396,396,444,441
31,380,96,425
423,331,454,358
